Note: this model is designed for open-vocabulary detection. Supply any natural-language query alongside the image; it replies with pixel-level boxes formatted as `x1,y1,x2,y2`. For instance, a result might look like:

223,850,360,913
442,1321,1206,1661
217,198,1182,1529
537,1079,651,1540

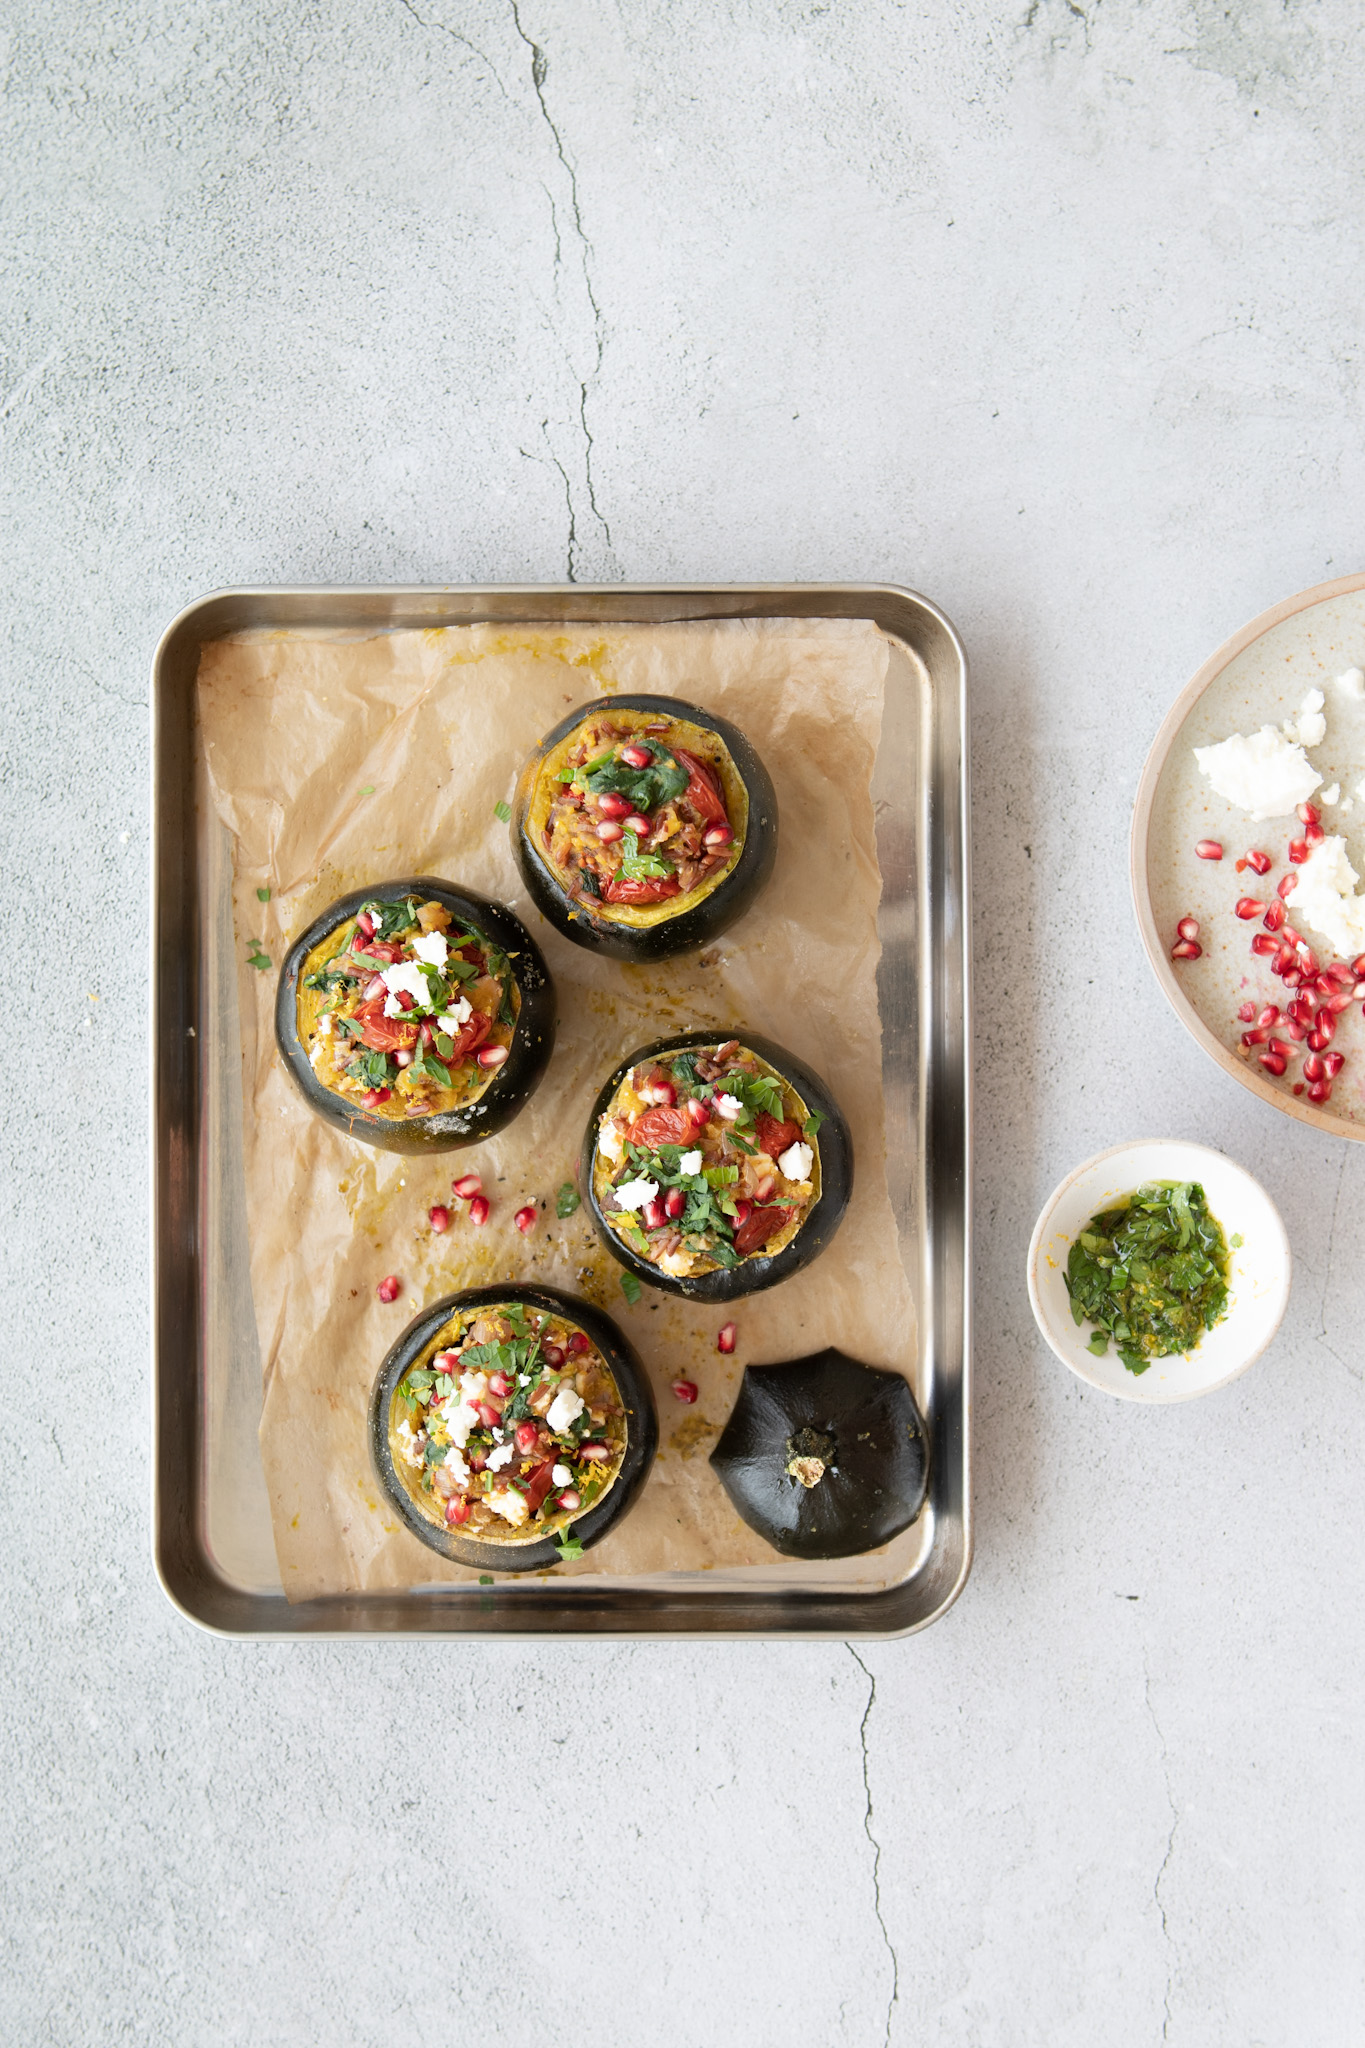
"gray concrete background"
3,1,1363,2041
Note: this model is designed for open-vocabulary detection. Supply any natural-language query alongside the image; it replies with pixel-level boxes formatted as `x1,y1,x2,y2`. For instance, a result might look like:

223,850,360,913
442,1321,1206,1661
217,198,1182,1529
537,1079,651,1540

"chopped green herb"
434,1030,454,1059
359,785,375,795
554,1532,585,1563
1064,1181,1230,1375
256,885,271,902
556,1182,581,1218
246,945,272,971
620,1270,642,1305
494,799,512,823
478,1574,493,1586
803,1111,825,1138
585,745,689,814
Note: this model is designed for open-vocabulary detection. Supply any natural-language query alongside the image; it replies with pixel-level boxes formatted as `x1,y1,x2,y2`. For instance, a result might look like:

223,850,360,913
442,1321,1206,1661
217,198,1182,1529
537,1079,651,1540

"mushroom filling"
389,1303,626,1542
592,1041,822,1279
531,709,748,924
297,895,519,1121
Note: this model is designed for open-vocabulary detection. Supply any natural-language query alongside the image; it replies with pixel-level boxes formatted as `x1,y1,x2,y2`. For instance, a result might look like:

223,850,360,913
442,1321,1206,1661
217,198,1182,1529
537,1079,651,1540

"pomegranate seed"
363,973,387,1000
541,1343,565,1367
1237,1002,1257,1023
754,1175,776,1203
429,1203,451,1233
733,1198,753,1226
1316,1009,1337,1042
476,1044,509,1069
1299,943,1319,973
515,1421,539,1454
1308,1028,1330,1051
664,1186,686,1220
1241,1027,1271,1048
642,1197,667,1230
596,791,631,818
1304,1052,1326,1081
1235,898,1265,919
477,1401,501,1428
1293,1081,1305,1095
639,1071,677,1105
1327,990,1355,1014
578,1443,611,1462
1306,821,1326,847
1250,933,1279,956
356,911,376,937
487,1371,512,1397
1257,1005,1280,1028
1268,1039,1295,1059
703,824,734,849
1353,955,1365,978
717,1321,738,1354
671,1379,699,1403
596,820,625,843
360,1087,392,1108
1298,801,1321,826
418,1020,434,1047
1246,849,1272,874
446,1498,471,1526
558,1487,581,1511
620,743,652,768
1263,900,1285,931
1308,1078,1333,1103
468,1195,490,1227
1324,961,1356,987
394,1049,414,1069
684,1096,710,1129
469,1451,488,1472
1289,838,1309,864
1258,1050,1287,1076
1285,1019,1308,1041
1195,839,1223,860
1325,1051,1346,1077
452,1172,482,1199
1277,874,1297,901
433,1351,459,1372
377,1274,401,1303
566,1331,591,1356
622,813,651,837
1171,939,1202,959
514,1204,537,1234
1273,943,1297,975
1176,916,1200,941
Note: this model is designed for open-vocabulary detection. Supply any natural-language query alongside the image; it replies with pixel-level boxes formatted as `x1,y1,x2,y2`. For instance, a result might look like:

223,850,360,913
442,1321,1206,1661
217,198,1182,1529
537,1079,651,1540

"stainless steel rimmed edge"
1130,569,1365,1143
151,583,972,1639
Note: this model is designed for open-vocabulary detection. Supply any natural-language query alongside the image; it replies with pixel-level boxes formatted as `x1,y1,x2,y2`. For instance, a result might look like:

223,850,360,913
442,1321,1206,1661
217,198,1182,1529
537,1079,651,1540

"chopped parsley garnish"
620,1270,642,1305
256,886,271,902
618,831,674,881
1064,1181,1230,1374
554,1532,585,1563
584,744,689,813
246,943,272,971
556,1182,581,1217
494,799,512,823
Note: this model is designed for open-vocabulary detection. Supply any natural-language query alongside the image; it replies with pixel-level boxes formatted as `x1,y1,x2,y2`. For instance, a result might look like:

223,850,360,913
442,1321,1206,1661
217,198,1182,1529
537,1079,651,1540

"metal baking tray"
152,584,972,1637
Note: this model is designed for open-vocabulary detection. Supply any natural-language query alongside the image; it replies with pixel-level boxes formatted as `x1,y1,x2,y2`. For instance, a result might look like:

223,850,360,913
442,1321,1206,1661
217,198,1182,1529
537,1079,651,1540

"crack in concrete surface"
394,0,511,100
1144,1658,1180,2041
848,1647,899,2046
509,0,612,577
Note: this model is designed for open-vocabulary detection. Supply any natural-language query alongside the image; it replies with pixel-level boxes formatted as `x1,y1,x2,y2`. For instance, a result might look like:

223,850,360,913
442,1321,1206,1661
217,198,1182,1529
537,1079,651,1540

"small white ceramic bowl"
1026,1140,1291,1403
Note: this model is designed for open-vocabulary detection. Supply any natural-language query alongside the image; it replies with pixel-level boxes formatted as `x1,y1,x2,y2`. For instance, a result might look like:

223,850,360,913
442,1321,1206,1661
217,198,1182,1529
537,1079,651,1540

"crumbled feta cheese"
441,1370,487,1449
777,1140,814,1183
546,1385,586,1434
598,1121,625,1164
439,1445,470,1487
1335,667,1365,700
613,1177,659,1212
1343,798,1356,814
1321,783,1341,806
1284,835,1365,957
410,931,449,968
1281,687,1327,749
678,1148,703,1175
381,962,432,1015
437,999,472,1031
485,1441,515,1471
485,1488,529,1527
658,1249,696,1277
1193,727,1322,820
551,1463,573,1486
395,1419,425,1470
317,1013,333,1036
715,1093,743,1120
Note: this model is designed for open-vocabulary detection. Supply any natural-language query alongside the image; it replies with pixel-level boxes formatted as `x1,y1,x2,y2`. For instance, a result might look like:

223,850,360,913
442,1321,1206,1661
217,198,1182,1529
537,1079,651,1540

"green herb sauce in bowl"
1064,1181,1232,1375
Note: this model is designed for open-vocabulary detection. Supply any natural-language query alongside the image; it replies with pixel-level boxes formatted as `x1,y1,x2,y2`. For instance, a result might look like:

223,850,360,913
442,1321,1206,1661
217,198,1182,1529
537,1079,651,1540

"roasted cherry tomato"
672,746,729,827
601,873,683,906
354,997,419,1053
627,1104,696,1149
733,1206,788,1257
755,1112,801,1159
445,1010,492,1060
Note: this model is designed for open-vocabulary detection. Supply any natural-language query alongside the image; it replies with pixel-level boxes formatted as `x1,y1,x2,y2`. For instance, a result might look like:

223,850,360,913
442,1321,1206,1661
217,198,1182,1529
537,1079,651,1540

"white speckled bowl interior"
1132,572,1365,1137
1027,1140,1291,1404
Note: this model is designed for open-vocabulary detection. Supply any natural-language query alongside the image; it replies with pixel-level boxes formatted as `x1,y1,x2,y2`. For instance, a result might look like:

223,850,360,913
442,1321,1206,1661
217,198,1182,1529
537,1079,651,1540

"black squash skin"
369,1285,658,1573
580,1028,853,1303
511,693,779,960
275,877,555,1156
709,1351,929,1559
